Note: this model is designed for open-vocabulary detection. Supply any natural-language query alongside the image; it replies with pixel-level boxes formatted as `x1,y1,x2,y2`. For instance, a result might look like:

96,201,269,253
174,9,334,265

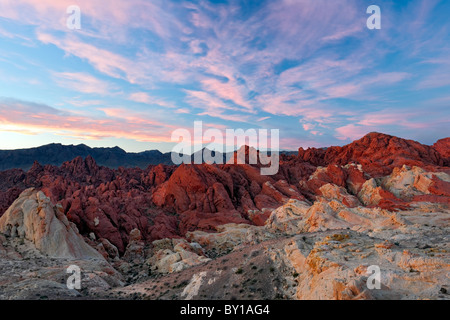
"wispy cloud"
335,108,447,141
0,0,448,150
37,32,139,81
0,98,177,142
335,124,372,141
184,89,251,123
201,78,254,113
53,72,115,95
128,92,176,109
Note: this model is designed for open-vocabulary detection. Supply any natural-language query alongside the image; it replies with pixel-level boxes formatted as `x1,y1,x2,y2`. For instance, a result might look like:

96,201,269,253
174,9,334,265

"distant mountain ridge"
0,143,298,171
1,133,447,172
0,143,173,171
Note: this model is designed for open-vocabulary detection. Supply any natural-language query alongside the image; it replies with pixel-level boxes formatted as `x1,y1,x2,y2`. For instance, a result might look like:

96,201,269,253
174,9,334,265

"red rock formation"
428,175,450,197
151,163,305,233
0,132,448,254
433,138,450,160
298,132,448,176
0,187,23,216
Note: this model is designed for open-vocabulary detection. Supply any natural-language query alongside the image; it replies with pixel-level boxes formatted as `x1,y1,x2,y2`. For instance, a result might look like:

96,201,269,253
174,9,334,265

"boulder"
187,223,274,255
0,188,104,260
147,238,210,274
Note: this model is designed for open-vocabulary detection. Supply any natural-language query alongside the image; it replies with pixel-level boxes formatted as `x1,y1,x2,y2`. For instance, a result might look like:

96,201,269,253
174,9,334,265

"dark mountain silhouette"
0,143,298,171
0,143,173,171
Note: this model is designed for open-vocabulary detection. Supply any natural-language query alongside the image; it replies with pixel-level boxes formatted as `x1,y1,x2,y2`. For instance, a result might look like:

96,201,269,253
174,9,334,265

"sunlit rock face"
0,133,448,300
0,188,104,260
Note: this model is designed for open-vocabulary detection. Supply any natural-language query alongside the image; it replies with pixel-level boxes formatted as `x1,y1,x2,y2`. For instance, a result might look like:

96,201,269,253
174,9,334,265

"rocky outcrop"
109,203,449,300
187,223,275,256
298,132,448,176
122,229,146,264
0,231,124,299
264,181,450,300
356,178,410,210
318,183,360,207
433,138,450,160
266,196,412,235
279,230,449,300
0,188,104,260
146,238,210,274
382,165,450,200
152,163,307,233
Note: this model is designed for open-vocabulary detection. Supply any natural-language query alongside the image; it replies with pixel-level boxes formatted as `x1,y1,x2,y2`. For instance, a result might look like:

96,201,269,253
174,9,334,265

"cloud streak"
0,0,448,150
52,72,116,95
0,98,178,142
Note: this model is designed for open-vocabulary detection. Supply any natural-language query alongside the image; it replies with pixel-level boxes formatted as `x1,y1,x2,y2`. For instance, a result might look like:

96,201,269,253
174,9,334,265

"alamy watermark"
66,5,81,30
66,265,81,290
367,5,381,30
366,265,381,290
171,121,280,176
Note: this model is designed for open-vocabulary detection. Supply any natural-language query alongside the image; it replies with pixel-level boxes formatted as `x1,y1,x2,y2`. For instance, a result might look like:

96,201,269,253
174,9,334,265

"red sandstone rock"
0,187,23,218
346,164,368,194
0,133,448,256
298,132,447,176
433,138,450,161
428,175,450,197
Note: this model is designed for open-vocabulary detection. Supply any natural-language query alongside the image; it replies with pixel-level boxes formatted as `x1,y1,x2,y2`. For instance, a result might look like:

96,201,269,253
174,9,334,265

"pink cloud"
185,90,234,111
175,108,190,114
128,92,176,108
280,137,324,151
416,72,450,89
0,0,177,40
197,110,250,123
302,123,316,131
184,90,250,122
321,25,362,42
201,78,254,112
365,72,411,85
358,110,428,129
336,108,437,141
38,32,137,81
259,93,336,124
0,99,178,143
53,72,115,94
128,92,152,104
335,124,371,141
264,0,359,42
324,84,360,98
37,32,198,89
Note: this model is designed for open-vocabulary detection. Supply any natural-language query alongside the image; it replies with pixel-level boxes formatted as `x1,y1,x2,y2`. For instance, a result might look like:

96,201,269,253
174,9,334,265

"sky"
0,0,449,153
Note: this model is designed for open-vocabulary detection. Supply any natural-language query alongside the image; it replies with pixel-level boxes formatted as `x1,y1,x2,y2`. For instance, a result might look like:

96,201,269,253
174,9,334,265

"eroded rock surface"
0,133,448,300
146,238,210,274
0,188,104,260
